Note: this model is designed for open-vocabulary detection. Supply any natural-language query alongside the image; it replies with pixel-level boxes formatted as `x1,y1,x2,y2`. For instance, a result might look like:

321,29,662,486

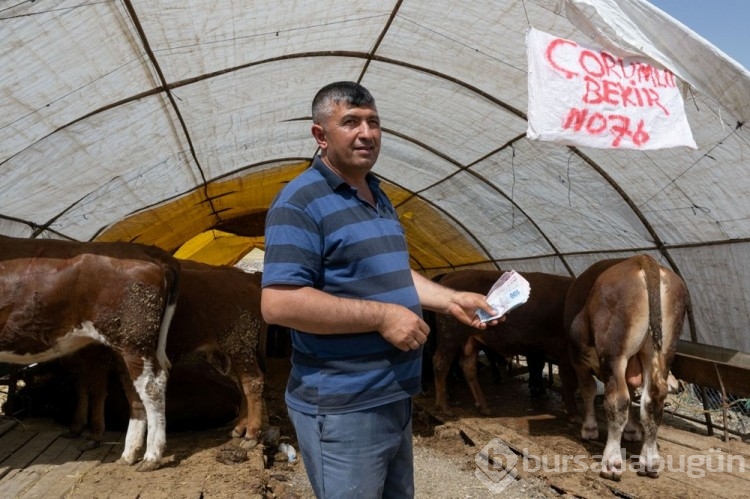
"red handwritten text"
563,108,650,147
544,36,677,147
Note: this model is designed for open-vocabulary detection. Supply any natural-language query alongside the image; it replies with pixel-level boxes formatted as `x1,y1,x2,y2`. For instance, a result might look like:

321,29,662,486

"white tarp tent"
2,0,750,353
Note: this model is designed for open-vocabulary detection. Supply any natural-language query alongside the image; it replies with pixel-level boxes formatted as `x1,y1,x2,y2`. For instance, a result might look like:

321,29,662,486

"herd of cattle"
0,234,689,480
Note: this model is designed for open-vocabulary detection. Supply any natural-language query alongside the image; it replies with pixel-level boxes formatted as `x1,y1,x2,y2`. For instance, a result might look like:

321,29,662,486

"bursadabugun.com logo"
474,439,519,493
525,448,745,478
476,438,746,492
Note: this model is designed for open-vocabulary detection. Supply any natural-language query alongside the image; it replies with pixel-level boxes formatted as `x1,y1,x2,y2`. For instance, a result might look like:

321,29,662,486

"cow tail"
642,255,663,351
157,261,181,371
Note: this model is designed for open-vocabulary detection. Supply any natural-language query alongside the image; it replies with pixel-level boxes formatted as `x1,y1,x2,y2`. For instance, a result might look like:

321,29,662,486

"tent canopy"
2,0,750,352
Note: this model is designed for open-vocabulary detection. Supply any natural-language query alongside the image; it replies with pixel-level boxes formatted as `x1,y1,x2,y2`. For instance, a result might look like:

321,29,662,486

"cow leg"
70,371,108,451
231,363,264,445
433,342,461,416
136,361,168,471
557,359,580,419
117,355,168,471
570,343,599,438
600,358,630,482
65,374,90,439
118,377,147,466
569,314,598,433
623,355,644,441
84,378,108,450
81,347,114,450
527,353,548,399
61,346,112,450
483,348,507,384
623,388,643,442
637,351,668,478
457,337,491,415
576,371,599,440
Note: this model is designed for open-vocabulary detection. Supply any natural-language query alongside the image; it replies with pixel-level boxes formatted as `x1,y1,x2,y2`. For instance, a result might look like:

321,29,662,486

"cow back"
0,235,178,267
0,235,180,362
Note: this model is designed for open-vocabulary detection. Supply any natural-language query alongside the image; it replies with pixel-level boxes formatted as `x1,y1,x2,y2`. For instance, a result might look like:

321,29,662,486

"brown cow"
67,260,267,446
0,235,180,471
167,260,266,442
430,269,578,417
564,254,689,481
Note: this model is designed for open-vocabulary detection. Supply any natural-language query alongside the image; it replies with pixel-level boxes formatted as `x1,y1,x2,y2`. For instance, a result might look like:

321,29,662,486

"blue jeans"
288,398,414,499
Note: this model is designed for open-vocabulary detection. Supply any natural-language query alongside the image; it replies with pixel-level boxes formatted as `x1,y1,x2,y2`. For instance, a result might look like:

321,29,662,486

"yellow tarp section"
174,230,264,267
97,162,308,253
97,164,489,272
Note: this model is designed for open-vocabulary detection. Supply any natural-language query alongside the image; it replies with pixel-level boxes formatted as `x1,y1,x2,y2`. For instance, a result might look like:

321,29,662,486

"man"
261,81,500,498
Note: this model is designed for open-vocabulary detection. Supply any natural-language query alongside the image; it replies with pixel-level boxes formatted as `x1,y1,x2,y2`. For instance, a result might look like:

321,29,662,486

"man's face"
313,101,381,173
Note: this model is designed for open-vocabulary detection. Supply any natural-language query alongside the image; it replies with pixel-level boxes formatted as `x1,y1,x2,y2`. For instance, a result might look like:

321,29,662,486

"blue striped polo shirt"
262,156,422,415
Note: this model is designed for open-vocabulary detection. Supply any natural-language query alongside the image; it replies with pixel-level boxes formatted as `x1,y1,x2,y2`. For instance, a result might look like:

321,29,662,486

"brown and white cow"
0,235,180,471
564,254,689,481
429,269,578,417
67,259,267,447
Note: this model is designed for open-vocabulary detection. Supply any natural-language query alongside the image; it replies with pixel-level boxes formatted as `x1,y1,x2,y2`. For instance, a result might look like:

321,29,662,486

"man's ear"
311,124,327,149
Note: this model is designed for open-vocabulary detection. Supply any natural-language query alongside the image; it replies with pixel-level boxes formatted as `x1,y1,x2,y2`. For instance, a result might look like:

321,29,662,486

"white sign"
526,28,696,150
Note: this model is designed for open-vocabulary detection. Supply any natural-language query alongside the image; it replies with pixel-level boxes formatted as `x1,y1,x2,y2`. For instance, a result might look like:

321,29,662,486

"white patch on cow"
121,418,147,464
157,301,176,371
131,358,168,464
0,321,110,364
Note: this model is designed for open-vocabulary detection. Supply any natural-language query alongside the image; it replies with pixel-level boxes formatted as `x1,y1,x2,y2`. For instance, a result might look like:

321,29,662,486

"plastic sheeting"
2,0,750,353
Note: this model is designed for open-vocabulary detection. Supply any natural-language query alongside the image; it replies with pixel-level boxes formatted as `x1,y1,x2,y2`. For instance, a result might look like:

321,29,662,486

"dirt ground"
33,356,562,498
3,355,748,498
253,357,562,499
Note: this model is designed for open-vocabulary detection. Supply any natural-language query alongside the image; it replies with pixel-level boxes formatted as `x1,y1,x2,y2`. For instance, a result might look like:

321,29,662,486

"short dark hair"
312,81,376,124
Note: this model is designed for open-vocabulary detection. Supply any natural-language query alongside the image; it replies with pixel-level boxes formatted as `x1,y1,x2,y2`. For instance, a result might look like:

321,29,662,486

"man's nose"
358,122,375,139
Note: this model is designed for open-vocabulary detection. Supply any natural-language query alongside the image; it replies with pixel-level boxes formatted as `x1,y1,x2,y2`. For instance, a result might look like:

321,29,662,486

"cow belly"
0,321,106,364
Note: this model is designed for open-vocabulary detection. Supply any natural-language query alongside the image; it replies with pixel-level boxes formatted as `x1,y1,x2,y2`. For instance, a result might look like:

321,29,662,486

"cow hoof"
581,426,598,440
437,406,455,417
239,437,258,450
636,458,662,478
78,439,101,452
60,429,83,439
478,406,492,416
637,468,661,479
136,459,163,472
599,469,622,482
230,428,245,439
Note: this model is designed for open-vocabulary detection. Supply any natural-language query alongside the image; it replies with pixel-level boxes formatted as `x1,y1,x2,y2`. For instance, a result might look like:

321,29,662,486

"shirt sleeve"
261,201,322,289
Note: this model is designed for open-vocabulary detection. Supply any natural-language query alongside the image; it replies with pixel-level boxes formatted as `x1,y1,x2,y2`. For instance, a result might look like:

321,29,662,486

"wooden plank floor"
0,418,123,498
0,416,267,498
